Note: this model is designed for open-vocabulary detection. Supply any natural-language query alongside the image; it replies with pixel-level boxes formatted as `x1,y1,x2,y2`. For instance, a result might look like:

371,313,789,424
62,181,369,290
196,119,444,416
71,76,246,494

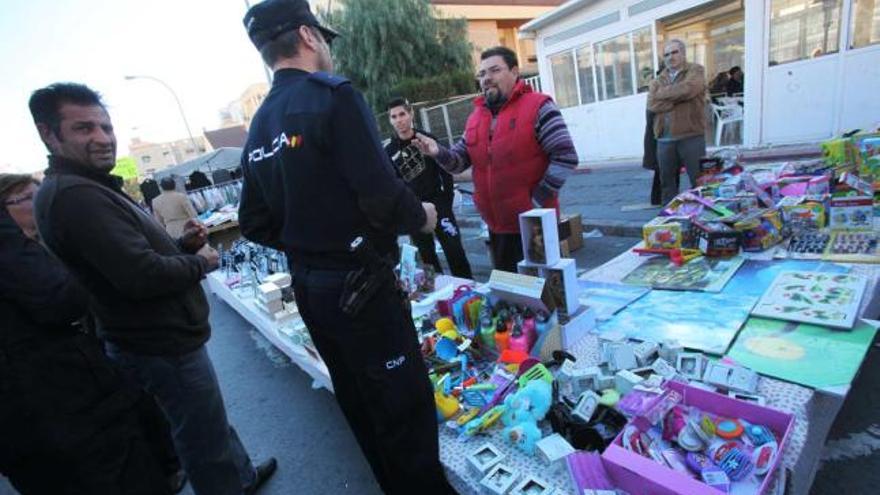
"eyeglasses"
3,192,34,206
477,65,506,80
664,49,680,57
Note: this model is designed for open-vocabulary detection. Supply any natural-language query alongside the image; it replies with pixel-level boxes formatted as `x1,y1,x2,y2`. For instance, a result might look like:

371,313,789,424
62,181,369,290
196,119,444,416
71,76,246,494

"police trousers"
410,198,472,280
293,266,453,495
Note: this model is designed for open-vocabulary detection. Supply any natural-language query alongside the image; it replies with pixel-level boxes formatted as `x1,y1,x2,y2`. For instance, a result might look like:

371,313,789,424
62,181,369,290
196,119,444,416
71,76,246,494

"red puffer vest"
465,80,557,233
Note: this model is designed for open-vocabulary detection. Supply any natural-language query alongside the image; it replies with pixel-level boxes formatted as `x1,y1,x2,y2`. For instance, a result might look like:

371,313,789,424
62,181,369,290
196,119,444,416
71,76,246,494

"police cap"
243,0,339,51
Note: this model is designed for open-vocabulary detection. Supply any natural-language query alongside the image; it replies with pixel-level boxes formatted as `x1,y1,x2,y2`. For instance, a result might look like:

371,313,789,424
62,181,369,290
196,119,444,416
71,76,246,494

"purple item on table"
685,452,713,474
616,389,661,417
566,452,616,491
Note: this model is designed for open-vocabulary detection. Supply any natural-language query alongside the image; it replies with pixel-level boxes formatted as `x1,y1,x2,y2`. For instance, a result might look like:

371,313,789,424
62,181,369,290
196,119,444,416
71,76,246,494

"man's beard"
484,87,501,105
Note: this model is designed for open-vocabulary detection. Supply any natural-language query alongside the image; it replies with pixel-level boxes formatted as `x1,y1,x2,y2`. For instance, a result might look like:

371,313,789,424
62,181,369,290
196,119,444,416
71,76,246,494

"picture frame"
676,353,706,380
479,463,519,495
572,390,602,422
509,475,554,495
467,442,505,476
519,209,560,266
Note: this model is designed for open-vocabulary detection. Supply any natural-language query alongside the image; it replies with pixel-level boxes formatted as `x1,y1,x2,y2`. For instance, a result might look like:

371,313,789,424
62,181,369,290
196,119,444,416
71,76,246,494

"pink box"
601,381,794,495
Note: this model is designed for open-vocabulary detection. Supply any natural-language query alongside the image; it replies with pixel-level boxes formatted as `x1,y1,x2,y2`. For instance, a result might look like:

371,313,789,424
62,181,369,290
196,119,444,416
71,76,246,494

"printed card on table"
750,271,867,329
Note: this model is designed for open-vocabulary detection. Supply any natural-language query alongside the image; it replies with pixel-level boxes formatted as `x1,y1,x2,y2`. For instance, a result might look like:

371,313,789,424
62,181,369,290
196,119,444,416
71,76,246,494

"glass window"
549,51,579,108
575,46,597,104
851,0,880,48
632,27,655,93
769,0,842,66
595,33,634,100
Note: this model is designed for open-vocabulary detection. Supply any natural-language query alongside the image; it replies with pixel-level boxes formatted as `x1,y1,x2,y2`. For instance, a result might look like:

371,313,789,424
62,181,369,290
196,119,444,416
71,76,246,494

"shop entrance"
657,0,745,147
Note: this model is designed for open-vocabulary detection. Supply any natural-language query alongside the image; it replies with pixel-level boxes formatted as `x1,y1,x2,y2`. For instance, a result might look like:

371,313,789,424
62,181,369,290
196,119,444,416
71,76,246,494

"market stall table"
205,244,880,495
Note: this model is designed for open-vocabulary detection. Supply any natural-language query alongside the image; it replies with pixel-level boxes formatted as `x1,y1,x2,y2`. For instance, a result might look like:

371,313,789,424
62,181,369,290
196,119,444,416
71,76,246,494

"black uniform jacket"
239,69,426,268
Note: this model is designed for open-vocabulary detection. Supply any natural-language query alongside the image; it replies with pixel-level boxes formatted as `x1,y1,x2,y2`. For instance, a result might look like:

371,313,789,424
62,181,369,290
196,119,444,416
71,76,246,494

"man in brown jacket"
152,177,198,237
648,39,707,204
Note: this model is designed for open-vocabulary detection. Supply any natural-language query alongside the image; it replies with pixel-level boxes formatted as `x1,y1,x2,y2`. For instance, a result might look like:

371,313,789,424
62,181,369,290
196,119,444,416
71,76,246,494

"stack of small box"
516,209,580,320
254,272,297,323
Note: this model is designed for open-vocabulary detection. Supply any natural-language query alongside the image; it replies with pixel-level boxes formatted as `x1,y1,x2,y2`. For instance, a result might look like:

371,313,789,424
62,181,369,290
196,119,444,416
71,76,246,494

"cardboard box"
694,221,740,257
779,198,826,230
602,381,794,495
559,239,571,258
520,209,561,266
642,217,693,250
829,196,873,229
559,214,584,251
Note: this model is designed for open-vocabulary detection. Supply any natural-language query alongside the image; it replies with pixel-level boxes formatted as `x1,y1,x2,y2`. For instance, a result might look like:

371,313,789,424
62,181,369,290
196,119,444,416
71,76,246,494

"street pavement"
3,164,879,494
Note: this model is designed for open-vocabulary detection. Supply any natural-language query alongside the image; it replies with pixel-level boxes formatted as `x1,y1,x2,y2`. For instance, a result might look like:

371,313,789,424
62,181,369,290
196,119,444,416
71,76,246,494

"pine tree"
320,0,473,110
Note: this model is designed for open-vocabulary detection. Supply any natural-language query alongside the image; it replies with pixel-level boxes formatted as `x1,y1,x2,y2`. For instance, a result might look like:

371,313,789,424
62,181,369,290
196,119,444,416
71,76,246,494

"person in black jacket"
239,1,452,494
0,174,171,495
30,83,276,495
385,97,473,279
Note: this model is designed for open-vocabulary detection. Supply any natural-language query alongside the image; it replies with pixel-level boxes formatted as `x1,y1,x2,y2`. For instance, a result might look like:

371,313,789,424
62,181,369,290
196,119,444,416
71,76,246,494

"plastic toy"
501,380,553,454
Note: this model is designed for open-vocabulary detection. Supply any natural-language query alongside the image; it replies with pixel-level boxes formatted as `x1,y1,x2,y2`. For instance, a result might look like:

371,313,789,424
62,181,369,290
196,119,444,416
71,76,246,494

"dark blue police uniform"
239,69,453,494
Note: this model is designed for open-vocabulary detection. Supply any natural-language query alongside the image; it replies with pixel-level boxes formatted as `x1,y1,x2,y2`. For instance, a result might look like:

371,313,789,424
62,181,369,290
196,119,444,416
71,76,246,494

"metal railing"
523,75,542,92
418,94,478,147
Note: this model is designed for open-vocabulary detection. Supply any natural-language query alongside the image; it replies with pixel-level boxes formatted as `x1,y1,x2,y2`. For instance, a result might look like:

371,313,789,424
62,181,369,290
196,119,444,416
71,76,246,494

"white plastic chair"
711,102,743,146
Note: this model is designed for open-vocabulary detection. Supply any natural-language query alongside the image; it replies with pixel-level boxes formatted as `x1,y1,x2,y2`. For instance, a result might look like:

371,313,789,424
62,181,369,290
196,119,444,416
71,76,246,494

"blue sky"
0,0,270,173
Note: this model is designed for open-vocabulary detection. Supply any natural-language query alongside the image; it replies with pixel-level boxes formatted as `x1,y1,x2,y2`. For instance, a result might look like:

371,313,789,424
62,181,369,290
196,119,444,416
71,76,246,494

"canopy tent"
153,147,243,180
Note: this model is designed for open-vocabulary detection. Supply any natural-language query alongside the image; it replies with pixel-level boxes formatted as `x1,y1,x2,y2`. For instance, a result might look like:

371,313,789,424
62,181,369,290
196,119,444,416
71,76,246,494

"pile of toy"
641,130,880,264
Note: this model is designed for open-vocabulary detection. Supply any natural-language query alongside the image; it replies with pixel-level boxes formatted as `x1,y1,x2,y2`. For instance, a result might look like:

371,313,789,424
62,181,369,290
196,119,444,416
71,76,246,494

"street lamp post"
124,75,201,156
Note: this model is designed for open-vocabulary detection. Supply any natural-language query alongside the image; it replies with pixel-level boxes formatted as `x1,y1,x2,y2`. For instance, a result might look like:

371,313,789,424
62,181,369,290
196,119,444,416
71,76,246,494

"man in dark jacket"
385,97,472,279
0,174,170,495
31,83,276,495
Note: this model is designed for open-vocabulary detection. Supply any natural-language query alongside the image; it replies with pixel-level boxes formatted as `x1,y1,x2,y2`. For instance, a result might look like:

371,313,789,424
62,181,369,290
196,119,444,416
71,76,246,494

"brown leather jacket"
648,62,707,139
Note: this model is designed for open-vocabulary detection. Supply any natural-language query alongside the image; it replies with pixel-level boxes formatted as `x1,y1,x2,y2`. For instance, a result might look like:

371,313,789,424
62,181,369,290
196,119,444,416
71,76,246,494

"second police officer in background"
238,1,453,494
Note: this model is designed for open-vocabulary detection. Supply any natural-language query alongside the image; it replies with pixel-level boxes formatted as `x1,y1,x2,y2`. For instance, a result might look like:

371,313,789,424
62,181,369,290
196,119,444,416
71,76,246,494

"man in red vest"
415,46,578,272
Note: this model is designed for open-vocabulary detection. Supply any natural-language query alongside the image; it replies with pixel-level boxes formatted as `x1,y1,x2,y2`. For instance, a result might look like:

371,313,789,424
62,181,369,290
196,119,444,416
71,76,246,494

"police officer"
385,97,473,279
239,1,452,494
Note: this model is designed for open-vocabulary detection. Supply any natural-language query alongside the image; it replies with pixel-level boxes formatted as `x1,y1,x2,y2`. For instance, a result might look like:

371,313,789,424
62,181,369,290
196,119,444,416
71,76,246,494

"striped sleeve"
435,134,472,175
532,100,578,206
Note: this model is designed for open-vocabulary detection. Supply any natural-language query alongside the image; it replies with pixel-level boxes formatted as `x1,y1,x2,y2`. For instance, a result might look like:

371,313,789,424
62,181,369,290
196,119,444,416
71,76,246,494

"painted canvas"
727,317,878,389
751,272,868,329
577,280,649,321
722,259,848,298
621,255,745,292
595,290,758,355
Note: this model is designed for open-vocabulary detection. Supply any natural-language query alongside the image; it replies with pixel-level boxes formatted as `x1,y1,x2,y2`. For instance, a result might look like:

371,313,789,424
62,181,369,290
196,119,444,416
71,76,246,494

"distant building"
432,0,565,74
129,136,210,176
219,82,270,130
239,83,270,128
521,0,880,162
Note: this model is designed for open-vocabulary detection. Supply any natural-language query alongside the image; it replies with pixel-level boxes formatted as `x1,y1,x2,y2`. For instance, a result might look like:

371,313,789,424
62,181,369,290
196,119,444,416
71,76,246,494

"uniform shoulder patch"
308,72,350,89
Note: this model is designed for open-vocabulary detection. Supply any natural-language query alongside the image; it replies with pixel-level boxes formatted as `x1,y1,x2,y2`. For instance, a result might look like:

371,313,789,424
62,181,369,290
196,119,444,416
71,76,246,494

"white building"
519,0,880,162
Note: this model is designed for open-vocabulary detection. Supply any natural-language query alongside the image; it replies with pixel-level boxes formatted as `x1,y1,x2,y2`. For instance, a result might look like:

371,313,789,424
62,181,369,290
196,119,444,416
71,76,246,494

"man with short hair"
153,176,198,237
385,97,472,279
31,82,276,495
238,1,451,493
414,46,578,272
648,39,708,205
